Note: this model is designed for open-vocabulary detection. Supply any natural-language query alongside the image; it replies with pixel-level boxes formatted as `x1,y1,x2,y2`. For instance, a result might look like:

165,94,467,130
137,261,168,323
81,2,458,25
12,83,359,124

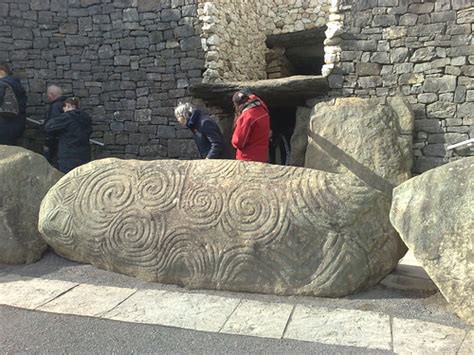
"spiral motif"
190,160,240,179
137,167,180,211
74,167,137,231
180,182,225,227
222,183,287,244
101,208,162,268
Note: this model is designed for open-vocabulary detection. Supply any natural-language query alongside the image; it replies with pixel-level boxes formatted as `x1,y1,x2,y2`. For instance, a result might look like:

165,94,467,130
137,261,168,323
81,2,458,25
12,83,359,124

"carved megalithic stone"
39,97,413,297
391,157,474,325
0,146,62,264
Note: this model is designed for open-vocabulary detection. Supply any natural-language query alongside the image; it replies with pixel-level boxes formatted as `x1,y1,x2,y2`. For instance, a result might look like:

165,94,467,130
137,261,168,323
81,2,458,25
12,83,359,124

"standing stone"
289,106,312,167
0,146,62,264
390,157,473,325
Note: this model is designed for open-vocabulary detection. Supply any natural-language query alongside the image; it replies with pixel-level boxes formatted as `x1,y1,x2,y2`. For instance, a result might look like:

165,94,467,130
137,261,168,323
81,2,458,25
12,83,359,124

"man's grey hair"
174,102,194,125
47,84,63,98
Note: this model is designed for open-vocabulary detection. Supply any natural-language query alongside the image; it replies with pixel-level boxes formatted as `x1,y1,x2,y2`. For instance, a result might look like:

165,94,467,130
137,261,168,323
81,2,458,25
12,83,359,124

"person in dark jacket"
174,102,230,159
44,97,92,173
44,84,67,167
0,62,27,145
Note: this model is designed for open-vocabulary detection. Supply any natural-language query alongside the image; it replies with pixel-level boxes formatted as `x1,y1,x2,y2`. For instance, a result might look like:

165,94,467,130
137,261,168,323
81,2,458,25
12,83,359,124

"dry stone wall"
198,0,330,82
326,0,474,173
0,0,204,160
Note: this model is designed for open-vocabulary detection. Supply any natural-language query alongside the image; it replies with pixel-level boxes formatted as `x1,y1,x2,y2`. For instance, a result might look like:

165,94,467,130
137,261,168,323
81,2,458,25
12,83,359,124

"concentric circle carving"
180,182,225,227
137,167,180,211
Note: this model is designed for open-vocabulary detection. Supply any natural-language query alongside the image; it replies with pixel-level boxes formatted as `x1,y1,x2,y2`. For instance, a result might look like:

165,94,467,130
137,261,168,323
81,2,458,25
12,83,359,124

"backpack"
0,81,19,118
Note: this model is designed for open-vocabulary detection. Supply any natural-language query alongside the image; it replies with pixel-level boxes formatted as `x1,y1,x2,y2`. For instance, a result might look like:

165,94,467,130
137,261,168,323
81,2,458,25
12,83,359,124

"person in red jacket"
231,91,270,162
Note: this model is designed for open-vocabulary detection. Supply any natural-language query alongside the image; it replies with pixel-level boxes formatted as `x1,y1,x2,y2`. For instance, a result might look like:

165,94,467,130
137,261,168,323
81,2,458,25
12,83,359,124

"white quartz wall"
198,0,330,82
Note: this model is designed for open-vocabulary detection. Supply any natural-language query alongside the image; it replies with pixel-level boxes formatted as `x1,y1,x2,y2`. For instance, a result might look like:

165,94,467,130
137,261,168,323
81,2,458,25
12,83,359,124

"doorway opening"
265,27,326,79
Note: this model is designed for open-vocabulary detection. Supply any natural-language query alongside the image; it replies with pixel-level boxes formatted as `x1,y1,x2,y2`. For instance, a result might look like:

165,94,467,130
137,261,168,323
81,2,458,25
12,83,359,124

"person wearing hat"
174,102,230,159
0,62,27,145
231,90,270,163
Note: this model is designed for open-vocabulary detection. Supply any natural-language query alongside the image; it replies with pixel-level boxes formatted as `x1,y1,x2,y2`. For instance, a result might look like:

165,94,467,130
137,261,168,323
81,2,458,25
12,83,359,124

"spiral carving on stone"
222,183,287,244
191,160,240,179
137,167,180,212
74,167,137,230
101,208,162,268
179,182,225,227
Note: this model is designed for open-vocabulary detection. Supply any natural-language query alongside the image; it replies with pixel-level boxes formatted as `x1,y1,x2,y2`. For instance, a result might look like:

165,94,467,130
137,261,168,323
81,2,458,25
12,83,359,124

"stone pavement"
0,251,472,354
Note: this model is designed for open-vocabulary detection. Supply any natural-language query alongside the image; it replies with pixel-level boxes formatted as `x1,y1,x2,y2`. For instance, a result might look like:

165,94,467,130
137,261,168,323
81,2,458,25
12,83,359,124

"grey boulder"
390,157,473,325
38,96,412,297
0,146,62,264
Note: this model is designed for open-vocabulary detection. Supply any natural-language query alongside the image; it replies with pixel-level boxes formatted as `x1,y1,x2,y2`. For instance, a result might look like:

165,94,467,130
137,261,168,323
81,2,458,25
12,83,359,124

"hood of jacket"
1,76,26,97
186,109,201,130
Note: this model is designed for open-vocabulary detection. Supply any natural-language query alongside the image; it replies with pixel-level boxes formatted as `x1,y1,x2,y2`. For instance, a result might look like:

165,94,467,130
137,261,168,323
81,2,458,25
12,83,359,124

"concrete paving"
0,250,472,354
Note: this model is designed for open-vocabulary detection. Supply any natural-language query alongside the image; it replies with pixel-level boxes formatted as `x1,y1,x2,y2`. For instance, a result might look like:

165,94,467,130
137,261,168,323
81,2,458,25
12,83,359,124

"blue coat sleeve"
44,112,70,134
202,120,225,159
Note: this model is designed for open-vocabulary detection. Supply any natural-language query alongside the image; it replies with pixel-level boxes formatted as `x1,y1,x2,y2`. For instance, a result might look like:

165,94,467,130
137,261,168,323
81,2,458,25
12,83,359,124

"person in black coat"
174,102,231,159
44,84,67,167
0,62,27,145
44,97,92,173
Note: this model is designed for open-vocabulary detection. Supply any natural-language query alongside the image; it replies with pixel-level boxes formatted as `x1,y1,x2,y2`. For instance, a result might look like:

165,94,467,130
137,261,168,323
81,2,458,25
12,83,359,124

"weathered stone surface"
289,106,312,167
40,119,408,297
0,146,62,264
390,157,474,325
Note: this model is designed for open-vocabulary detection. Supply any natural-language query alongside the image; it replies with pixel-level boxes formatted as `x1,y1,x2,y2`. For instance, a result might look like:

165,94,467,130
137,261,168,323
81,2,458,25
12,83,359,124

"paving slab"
38,284,136,317
220,300,294,338
284,305,391,350
392,317,466,353
102,289,240,332
0,277,77,309
458,330,474,355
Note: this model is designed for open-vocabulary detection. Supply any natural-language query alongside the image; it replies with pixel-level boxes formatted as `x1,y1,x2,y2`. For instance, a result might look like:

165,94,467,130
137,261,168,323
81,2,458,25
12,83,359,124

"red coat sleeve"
231,111,252,150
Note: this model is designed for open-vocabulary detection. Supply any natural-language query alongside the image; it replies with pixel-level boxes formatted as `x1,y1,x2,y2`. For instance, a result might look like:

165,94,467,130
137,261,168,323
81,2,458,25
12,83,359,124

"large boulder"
390,157,473,325
38,97,412,297
0,146,62,264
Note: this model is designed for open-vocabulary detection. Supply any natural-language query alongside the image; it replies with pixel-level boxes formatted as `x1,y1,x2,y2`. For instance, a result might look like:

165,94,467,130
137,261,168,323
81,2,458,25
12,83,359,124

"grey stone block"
137,0,160,12
428,132,468,144
372,15,397,27
135,109,152,122
409,2,434,13
31,0,50,11
161,8,181,22
458,102,474,117
414,119,442,133
427,101,457,119
418,93,438,104
423,143,447,157
423,76,457,93
410,47,436,63
0,3,8,17
167,139,197,158
123,8,139,22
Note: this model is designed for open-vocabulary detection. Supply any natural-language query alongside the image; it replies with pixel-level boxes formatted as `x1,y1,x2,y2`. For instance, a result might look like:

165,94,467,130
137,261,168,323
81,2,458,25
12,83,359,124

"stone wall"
0,0,204,160
198,1,267,82
326,0,473,173
199,0,330,82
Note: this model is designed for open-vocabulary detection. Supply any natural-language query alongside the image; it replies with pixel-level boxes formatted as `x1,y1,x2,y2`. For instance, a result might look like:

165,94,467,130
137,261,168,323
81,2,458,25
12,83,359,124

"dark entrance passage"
269,106,296,165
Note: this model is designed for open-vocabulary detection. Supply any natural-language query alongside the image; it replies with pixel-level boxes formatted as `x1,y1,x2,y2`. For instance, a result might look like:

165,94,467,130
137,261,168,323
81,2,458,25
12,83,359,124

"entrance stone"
0,146,62,264
39,97,412,298
390,157,473,325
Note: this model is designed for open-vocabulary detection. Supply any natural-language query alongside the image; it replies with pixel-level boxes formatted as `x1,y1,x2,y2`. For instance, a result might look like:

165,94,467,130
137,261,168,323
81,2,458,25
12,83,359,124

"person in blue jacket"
44,97,92,173
0,62,27,145
174,102,231,159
